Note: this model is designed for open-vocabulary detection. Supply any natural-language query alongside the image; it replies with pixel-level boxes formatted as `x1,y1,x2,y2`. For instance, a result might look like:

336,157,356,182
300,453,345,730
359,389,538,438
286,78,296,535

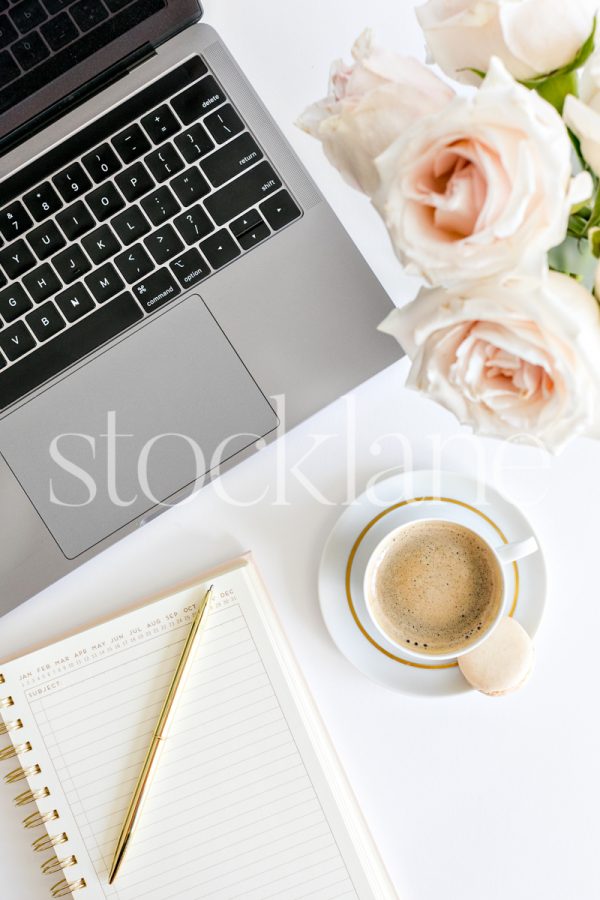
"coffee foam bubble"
367,521,503,656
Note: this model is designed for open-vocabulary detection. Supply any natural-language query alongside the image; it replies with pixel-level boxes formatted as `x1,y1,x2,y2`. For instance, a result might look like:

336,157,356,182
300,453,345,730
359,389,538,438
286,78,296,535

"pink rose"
379,273,600,452
417,0,598,85
373,59,591,287
297,29,454,194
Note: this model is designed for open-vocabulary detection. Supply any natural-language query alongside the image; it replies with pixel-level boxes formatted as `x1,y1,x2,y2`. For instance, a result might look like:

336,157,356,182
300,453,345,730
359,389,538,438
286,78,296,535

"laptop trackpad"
0,295,278,559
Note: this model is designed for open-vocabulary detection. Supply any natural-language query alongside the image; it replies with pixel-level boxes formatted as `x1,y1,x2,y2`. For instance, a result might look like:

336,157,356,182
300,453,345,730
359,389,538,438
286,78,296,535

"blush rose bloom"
379,273,600,452
564,53,600,176
296,29,454,194
373,59,591,287
416,0,597,85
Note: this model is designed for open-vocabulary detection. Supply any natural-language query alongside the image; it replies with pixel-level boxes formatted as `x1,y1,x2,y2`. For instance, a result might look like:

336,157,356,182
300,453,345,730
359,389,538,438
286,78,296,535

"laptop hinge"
1,43,157,157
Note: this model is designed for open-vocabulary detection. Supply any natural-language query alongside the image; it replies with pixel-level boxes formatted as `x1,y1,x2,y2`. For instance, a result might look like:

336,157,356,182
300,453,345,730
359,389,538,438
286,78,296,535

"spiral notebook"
0,556,397,900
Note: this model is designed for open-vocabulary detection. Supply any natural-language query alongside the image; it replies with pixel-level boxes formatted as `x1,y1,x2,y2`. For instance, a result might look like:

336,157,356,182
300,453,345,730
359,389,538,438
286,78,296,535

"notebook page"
0,561,392,900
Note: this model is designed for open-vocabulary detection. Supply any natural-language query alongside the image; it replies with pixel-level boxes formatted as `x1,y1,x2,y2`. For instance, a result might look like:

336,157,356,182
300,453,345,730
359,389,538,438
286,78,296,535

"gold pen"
108,585,214,884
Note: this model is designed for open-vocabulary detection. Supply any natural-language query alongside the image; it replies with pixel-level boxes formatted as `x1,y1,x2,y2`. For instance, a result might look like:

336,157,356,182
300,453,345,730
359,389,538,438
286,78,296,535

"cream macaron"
458,617,534,696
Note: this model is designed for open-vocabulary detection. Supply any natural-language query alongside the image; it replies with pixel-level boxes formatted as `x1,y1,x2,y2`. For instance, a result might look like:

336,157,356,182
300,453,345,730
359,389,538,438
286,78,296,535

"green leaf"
589,227,600,259
532,69,579,113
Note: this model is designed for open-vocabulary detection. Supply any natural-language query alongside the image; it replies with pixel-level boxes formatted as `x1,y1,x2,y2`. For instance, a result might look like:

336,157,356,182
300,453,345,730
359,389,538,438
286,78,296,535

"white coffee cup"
363,518,538,662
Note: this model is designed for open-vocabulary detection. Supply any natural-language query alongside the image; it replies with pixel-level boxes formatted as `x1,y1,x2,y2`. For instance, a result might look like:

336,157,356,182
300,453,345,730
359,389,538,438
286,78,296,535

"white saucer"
318,470,547,697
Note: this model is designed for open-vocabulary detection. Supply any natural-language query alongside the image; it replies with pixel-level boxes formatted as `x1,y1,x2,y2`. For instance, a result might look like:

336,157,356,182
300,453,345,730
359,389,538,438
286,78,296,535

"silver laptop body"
0,2,399,616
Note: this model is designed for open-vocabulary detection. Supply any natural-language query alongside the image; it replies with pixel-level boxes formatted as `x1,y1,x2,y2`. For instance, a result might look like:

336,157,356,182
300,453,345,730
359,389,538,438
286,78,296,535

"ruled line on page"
22,597,359,900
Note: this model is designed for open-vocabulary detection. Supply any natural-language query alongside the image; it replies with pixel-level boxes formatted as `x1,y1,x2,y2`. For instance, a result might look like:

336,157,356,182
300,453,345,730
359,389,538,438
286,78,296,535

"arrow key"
259,190,301,231
236,220,270,251
230,208,262,238
200,229,240,270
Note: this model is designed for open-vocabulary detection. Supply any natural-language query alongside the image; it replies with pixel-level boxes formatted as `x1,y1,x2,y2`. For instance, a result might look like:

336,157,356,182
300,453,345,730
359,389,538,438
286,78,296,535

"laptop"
0,0,398,616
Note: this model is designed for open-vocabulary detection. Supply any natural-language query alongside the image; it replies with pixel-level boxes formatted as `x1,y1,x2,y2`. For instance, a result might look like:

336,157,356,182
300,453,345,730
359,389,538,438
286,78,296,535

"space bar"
0,293,143,412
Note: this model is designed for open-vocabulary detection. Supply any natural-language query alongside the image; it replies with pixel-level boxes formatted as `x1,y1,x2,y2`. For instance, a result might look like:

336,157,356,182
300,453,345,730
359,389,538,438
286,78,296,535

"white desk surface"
1,2,598,898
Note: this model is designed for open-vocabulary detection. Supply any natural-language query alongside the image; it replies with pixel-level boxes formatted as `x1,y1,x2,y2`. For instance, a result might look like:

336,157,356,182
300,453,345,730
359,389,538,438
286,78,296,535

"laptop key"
0,0,167,119
0,351,5,370
86,183,125,221
53,163,92,202
0,201,32,241
141,186,180,226
141,105,180,145
144,224,183,265
0,51,20,89
82,143,122,184
53,245,91,284
236,220,270,251
170,248,210,290
0,291,143,409
174,204,213,245
260,190,301,230
175,124,213,164
132,267,181,314
55,282,95,322
85,262,124,303
26,300,65,342
0,239,36,277
12,32,50,70
145,144,184,183
0,320,36,361
204,161,282,226
115,243,153,283
81,224,120,264
116,162,154,202
113,123,151,164
200,229,240,270
42,0,74,11
105,0,136,9
27,221,66,259
23,181,62,222
171,75,226,125
200,133,263,188
171,167,210,206
204,104,244,145
56,200,95,240
41,11,77,50
229,208,262,238
10,0,47,34
23,262,61,303
71,0,108,31
111,205,151,246
0,15,17,51
0,283,32,323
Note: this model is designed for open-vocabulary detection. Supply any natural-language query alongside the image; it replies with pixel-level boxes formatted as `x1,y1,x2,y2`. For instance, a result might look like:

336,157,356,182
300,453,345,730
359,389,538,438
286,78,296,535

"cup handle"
495,536,538,566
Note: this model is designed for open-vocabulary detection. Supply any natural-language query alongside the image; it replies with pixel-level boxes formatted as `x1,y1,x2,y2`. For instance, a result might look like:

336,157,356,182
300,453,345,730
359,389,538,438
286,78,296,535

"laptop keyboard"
0,56,302,412
0,0,168,115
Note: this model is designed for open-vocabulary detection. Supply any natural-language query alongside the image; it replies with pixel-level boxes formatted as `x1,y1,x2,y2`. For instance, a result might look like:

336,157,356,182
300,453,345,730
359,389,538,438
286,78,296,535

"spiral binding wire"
5,764,42,784
0,718,22,736
42,855,78,875
15,786,51,807
1,672,88,898
51,878,87,897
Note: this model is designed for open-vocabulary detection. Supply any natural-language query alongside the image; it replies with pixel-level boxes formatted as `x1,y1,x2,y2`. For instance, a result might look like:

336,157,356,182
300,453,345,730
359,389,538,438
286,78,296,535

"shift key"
204,161,281,226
